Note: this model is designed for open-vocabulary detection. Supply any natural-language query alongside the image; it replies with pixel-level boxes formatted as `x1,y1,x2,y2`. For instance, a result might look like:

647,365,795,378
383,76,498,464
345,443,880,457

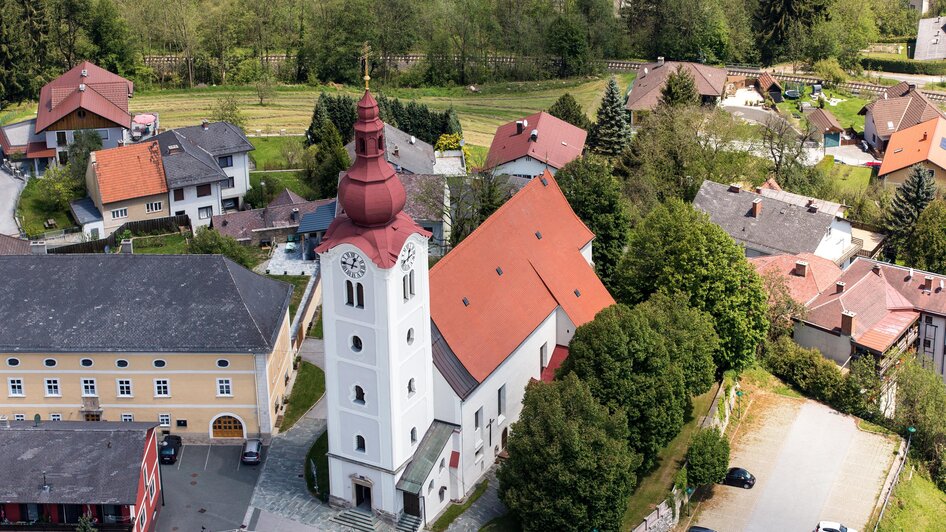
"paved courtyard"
264,243,318,276
156,445,263,532
687,394,900,532
0,168,24,236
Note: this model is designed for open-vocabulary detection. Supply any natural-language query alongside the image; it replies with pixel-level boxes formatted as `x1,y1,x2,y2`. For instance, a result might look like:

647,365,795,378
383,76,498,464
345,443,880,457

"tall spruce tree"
659,65,700,108
885,164,937,259
547,93,591,130
306,120,351,198
589,77,631,157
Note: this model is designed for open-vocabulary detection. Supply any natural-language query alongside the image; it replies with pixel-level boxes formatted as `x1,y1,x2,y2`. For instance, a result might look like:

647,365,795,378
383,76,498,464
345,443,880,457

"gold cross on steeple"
361,42,371,91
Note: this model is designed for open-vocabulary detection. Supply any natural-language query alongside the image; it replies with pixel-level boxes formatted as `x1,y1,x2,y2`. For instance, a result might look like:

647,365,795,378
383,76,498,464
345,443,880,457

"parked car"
241,438,263,465
815,521,856,532
688,527,718,532
159,435,183,465
722,467,755,489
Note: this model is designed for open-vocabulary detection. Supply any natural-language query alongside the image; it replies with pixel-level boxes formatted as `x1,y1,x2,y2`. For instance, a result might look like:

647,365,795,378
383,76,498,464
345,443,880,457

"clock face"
340,251,367,279
400,242,417,271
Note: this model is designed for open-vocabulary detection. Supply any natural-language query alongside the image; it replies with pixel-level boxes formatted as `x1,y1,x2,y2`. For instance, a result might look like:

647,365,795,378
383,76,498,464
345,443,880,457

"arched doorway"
210,414,245,438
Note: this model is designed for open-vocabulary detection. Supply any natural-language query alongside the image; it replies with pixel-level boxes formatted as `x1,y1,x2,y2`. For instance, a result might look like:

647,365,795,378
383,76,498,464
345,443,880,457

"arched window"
345,280,354,306
355,435,366,452
354,385,365,405
428,480,435,493
407,328,415,345
378,134,384,151
407,378,416,396
358,138,366,155
439,486,447,502
439,457,446,472
356,283,365,309
411,427,418,444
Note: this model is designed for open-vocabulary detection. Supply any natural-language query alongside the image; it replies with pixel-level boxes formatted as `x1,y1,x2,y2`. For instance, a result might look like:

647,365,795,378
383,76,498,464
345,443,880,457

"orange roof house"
429,170,614,390
878,117,946,186
90,142,167,204
859,81,943,152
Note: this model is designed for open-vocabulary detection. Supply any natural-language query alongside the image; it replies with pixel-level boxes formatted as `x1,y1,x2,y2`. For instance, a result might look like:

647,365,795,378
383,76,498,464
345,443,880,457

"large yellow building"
0,254,294,442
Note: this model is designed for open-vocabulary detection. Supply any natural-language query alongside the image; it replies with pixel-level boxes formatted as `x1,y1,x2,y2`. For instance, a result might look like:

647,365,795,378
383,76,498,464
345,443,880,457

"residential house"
693,180,861,266
915,16,945,60
153,129,229,229
315,88,613,526
0,421,160,531
84,141,168,238
345,124,437,175
805,108,846,147
755,72,784,103
484,111,586,178
171,121,254,211
211,188,334,246
858,81,944,152
0,254,295,442
749,253,842,306
0,235,30,255
625,59,728,126
878,116,946,187
0,62,134,175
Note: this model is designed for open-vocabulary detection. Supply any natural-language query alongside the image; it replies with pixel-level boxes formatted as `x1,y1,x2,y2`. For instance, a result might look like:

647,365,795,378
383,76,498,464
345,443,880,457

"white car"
816,521,857,532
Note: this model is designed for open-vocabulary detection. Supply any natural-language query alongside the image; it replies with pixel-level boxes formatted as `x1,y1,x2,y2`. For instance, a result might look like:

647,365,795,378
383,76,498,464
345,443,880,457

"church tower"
316,83,435,521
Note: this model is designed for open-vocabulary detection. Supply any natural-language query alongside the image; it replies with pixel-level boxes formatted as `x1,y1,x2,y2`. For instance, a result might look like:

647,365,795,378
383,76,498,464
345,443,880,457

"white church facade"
317,88,614,527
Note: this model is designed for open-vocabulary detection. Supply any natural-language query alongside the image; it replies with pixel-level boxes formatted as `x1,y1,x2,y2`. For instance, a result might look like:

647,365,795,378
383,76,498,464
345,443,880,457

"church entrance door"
355,483,372,510
403,492,421,517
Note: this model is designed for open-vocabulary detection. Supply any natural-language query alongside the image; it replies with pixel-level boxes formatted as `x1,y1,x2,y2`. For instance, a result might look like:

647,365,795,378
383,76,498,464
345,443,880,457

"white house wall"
418,430,458,524
169,182,223,230
814,218,853,263
432,370,461,425
794,322,852,365
45,127,127,152
493,156,557,179
863,114,882,150
219,152,251,207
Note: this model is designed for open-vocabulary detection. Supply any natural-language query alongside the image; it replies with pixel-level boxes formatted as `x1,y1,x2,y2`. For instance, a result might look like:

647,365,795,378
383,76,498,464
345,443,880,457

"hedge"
861,56,946,76
873,36,915,44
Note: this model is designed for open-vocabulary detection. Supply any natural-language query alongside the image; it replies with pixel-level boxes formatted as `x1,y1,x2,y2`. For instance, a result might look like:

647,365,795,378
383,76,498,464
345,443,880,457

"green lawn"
622,384,721,529
250,136,304,171
268,274,310,320
132,233,190,254
309,310,323,339
878,461,946,531
775,85,869,133
281,361,325,431
815,155,875,195
250,171,316,204
431,480,490,532
304,431,330,501
17,178,75,237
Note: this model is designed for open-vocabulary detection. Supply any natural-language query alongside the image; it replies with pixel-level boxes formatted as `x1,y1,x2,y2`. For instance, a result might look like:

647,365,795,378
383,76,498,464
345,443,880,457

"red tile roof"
806,108,844,134
540,345,569,383
485,112,586,171
879,117,946,176
35,61,133,133
859,86,943,140
212,195,334,241
0,235,30,255
429,171,614,383
749,253,842,305
26,142,55,159
92,141,167,204
756,72,782,93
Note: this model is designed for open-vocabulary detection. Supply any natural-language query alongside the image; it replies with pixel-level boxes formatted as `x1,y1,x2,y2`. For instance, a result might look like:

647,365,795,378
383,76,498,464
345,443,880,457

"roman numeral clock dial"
340,251,367,279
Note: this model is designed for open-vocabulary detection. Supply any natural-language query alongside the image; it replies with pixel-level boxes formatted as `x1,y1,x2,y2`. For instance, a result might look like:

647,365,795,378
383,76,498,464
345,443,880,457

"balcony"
879,326,919,375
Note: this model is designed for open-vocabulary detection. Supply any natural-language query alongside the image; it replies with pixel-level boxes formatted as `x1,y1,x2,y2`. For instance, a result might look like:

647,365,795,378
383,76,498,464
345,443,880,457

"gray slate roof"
396,420,456,494
0,254,292,353
0,421,156,505
431,321,477,399
693,180,835,256
174,121,254,156
297,200,337,234
345,124,435,175
70,196,103,225
153,130,228,188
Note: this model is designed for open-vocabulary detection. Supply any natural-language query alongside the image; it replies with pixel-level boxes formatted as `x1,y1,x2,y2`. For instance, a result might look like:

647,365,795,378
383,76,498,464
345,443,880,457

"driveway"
687,394,899,532
723,104,778,127
157,444,265,532
0,168,24,236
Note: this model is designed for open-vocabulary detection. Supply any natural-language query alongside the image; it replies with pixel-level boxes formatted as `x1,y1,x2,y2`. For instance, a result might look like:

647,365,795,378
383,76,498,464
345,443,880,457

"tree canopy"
686,428,730,487
498,374,640,532
187,227,257,269
547,93,591,131
588,77,631,158
613,199,768,372
659,65,700,108
906,200,946,274
304,120,351,199
885,164,937,259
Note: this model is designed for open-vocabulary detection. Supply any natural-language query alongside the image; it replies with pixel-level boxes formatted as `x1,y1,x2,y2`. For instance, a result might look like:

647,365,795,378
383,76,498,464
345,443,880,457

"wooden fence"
49,215,191,254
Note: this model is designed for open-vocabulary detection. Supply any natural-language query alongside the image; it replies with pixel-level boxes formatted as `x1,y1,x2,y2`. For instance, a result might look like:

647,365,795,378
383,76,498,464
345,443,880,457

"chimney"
836,281,846,293
202,119,209,130
841,310,856,336
393,145,400,156
923,131,929,141
120,239,133,254
924,275,934,291
808,203,818,213
80,69,88,77
908,268,914,280
794,260,809,278
728,183,740,193
755,186,763,193
30,241,47,255
909,82,917,91
78,83,86,92
167,144,181,154
872,263,882,274
657,56,665,67
516,121,524,134
751,197,762,217
530,129,538,141
291,208,299,222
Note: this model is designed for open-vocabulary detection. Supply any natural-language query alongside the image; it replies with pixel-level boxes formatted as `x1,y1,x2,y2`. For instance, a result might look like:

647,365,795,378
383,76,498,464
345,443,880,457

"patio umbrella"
133,114,157,125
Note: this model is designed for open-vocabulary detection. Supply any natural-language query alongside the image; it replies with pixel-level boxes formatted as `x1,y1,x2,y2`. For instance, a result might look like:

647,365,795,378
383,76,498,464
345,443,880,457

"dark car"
722,467,755,489
159,435,183,464
688,527,718,532
241,438,263,465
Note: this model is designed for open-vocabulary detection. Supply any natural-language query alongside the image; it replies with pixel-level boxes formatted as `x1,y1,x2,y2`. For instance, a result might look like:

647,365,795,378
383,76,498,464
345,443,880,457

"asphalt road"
157,444,265,532
0,168,23,236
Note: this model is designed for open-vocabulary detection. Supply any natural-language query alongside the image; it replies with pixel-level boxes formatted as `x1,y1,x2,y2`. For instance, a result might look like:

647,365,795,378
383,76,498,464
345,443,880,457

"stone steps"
396,513,422,532
331,508,380,532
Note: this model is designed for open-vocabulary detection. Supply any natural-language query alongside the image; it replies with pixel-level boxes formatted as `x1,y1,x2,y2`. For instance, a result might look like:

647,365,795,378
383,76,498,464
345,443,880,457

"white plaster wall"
80,220,105,239
919,313,946,380
419,432,458,524
814,218,853,263
219,152,251,206
328,457,398,514
168,182,223,229
493,156,557,178
863,114,881,150
432,371,461,425
793,322,852,365
46,127,126,151
579,240,593,265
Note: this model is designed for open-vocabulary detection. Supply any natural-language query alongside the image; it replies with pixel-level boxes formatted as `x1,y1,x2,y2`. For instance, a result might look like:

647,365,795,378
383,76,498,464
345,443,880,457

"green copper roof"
396,421,456,495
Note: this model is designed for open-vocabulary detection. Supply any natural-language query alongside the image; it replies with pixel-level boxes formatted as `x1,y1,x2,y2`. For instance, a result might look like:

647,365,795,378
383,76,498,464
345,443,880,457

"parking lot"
156,444,265,532
687,393,899,532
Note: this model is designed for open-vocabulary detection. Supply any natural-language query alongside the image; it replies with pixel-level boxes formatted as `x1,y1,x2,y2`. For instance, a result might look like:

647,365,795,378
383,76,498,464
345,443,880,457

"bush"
686,428,730,487
764,337,843,404
861,56,946,76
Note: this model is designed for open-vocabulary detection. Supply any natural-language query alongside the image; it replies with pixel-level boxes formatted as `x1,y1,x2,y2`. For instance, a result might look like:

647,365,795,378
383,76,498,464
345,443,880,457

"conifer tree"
589,77,631,157
306,120,351,198
547,93,591,130
885,164,937,259
659,64,699,108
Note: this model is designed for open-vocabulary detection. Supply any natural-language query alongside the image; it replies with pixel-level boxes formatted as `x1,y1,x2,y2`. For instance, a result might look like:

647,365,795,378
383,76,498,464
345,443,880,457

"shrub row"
861,56,946,76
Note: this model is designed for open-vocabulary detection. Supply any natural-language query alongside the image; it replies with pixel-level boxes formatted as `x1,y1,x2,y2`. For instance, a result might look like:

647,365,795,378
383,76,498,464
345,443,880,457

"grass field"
431,480,490,532
622,384,720,529
878,461,946,531
816,155,875,195
775,85,869,133
250,136,304,171
16,178,73,236
305,431,330,501
281,361,325,431
250,170,315,203
268,274,309,320
132,233,189,254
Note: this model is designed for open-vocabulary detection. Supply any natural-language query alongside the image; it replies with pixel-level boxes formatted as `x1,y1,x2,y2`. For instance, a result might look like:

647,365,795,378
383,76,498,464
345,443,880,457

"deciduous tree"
188,227,256,268
66,129,102,191
760,268,807,342
686,428,730,487
498,374,640,532
209,95,246,131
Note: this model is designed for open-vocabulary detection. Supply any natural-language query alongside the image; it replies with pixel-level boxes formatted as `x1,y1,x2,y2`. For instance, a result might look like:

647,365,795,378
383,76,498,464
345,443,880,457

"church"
316,86,614,528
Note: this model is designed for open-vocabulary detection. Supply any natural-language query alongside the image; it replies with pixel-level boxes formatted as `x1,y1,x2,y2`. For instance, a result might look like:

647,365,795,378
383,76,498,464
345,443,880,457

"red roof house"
749,253,842,305
484,112,586,177
35,61,133,133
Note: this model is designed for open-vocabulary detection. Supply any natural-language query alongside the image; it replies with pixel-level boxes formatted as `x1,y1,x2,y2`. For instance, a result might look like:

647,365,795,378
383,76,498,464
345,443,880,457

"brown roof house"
625,58,728,126
805,108,847,147
859,81,944,152
211,189,334,247
756,72,784,103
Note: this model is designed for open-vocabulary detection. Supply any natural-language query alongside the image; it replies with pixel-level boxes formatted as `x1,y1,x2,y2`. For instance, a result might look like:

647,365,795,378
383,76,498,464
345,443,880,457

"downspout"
253,352,264,439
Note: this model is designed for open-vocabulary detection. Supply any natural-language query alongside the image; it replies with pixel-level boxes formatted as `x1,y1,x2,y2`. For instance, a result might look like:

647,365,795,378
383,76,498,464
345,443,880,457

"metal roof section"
395,420,457,494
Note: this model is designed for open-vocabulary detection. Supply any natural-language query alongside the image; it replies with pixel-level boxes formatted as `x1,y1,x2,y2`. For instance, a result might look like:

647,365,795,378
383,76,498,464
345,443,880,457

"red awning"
540,345,570,383
26,142,55,159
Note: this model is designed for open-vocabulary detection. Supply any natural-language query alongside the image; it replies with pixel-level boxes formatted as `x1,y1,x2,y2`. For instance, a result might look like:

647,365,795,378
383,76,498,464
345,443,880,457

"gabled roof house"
484,111,586,178
626,59,727,125
859,81,944,152
878,116,946,187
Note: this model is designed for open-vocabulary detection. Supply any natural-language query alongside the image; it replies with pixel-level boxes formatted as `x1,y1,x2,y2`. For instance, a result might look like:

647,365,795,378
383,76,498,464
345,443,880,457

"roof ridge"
221,256,275,349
